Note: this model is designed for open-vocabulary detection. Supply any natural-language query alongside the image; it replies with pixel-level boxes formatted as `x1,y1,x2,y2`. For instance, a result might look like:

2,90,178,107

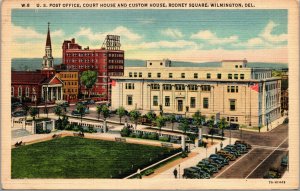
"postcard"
1,0,299,189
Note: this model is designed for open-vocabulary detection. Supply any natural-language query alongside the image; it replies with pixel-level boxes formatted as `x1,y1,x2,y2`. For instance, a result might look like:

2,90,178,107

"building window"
148,73,152,78
163,84,172,91
227,86,239,93
165,96,170,106
235,65,238,68
230,99,236,111
207,73,211,79
18,86,22,97
127,95,133,105
203,98,209,109
217,73,221,79
201,85,211,91
240,65,242,68
169,73,173,78
25,87,29,97
240,74,244,79
175,84,185,91
125,83,135,89
134,72,137,77
153,96,158,106
228,74,232,79
234,74,239,79
190,97,196,108
194,73,198,79
11,87,14,96
139,72,142,77
151,84,160,90
188,85,198,91
128,72,132,77
181,73,185,78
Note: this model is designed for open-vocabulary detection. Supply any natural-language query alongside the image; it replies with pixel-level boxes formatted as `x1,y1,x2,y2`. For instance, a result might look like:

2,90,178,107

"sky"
11,9,288,63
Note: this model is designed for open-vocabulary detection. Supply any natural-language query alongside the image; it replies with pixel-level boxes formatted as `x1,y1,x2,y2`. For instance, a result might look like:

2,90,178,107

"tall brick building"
62,35,124,101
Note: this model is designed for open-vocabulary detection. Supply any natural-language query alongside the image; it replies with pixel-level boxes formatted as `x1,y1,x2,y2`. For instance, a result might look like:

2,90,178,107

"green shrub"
181,151,188,158
120,126,132,137
136,131,143,138
144,169,154,176
159,136,170,142
142,133,149,139
129,133,136,138
148,133,158,140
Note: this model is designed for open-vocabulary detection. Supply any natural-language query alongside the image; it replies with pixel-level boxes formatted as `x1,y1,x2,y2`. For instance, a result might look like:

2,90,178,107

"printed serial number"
269,180,286,184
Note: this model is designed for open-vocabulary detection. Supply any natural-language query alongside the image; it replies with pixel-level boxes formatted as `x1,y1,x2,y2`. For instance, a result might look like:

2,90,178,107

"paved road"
214,124,288,179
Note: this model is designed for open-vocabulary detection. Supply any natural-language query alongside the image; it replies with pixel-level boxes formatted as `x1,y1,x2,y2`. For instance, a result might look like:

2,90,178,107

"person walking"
173,168,178,179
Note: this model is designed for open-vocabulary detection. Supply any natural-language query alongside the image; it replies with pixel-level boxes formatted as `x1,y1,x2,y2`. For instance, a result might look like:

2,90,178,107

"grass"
12,136,180,179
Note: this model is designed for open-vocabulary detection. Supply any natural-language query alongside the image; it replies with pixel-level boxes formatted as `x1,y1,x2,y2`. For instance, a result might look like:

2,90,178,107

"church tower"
41,22,55,76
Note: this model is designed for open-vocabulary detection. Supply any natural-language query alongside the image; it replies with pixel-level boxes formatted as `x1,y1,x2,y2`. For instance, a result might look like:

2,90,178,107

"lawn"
12,136,180,178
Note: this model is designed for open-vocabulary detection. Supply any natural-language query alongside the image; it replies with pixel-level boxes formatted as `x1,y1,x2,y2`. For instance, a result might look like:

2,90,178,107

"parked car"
227,123,240,130
199,159,222,170
223,147,240,158
224,145,241,156
281,155,288,167
234,144,248,154
12,102,22,108
234,140,252,149
183,168,201,179
71,110,84,116
217,150,236,161
12,110,26,117
190,166,210,179
263,168,281,179
56,100,69,107
208,155,229,166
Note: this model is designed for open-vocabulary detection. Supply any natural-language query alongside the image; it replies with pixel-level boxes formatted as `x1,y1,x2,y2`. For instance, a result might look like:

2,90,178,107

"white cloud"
259,20,287,43
11,24,44,40
191,30,239,44
126,40,200,50
75,26,142,42
161,28,184,38
51,29,65,37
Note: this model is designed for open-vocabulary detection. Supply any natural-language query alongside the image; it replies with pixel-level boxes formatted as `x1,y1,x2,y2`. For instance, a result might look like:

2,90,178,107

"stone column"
46,87,49,101
103,120,107,133
42,121,46,131
60,87,63,100
52,119,56,131
56,87,59,100
50,87,53,101
181,135,186,151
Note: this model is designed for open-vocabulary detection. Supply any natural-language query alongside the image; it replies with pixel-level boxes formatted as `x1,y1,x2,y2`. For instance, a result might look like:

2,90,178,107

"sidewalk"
242,116,287,133
151,137,237,179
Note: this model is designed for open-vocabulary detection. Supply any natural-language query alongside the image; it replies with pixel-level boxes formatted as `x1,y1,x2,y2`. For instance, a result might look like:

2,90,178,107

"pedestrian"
220,142,223,149
215,147,217,154
173,168,178,179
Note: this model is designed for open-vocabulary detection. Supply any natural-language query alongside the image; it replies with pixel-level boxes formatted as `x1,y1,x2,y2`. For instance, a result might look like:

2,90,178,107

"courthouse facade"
111,59,281,127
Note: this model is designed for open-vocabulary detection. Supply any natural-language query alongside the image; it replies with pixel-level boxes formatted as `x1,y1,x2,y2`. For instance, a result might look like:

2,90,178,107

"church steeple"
42,22,54,71
41,22,55,78
46,22,52,48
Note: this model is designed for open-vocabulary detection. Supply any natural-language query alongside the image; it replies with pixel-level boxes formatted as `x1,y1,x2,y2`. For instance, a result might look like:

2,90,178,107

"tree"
116,106,126,124
129,110,141,131
146,111,156,126
54,105,63,120
178,118,190,135
155,116,166,135
192,111,205,145
101,105,110,133
80,70,97,98
209,115,215,144
76,103,85,122
96,104,103,121
168,114,176,131
218,117,228,139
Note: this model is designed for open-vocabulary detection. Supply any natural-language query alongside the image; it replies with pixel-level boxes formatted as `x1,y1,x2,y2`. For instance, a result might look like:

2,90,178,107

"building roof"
12,71,49,85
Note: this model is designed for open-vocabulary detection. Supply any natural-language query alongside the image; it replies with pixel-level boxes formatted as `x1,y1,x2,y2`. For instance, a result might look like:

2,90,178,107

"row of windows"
66,53,101,57
125,95,236,111
125,83,135,89
254,72,272,79
64,81,78,86
108,72,123,76
266,83,279,91
108,53,123,58
60,73,77,79
12,86,36,97
128,72,245,80
108,60,124,64
227,86,239,93
63,88,78,93
108,65,124,69
67,65,98,70
149,84,211,91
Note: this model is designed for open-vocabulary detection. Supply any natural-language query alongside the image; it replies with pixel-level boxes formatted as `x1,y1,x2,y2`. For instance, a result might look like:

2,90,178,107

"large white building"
111,59,281,127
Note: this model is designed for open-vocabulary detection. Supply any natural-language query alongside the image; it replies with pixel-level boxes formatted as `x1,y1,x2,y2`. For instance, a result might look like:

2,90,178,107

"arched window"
25,87,30,97
18,86,22,97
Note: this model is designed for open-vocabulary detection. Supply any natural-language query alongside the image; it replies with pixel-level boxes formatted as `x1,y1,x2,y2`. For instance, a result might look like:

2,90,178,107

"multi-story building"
62,36,124,101
56,70,79,101
111,59,281,127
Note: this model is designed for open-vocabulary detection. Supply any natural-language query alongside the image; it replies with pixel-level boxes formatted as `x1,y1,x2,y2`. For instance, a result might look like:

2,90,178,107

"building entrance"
178,100,183,112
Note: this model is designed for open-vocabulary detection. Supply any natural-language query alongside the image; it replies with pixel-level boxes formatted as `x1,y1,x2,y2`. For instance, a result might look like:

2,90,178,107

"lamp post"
178,164,180,179
267,115,269,131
